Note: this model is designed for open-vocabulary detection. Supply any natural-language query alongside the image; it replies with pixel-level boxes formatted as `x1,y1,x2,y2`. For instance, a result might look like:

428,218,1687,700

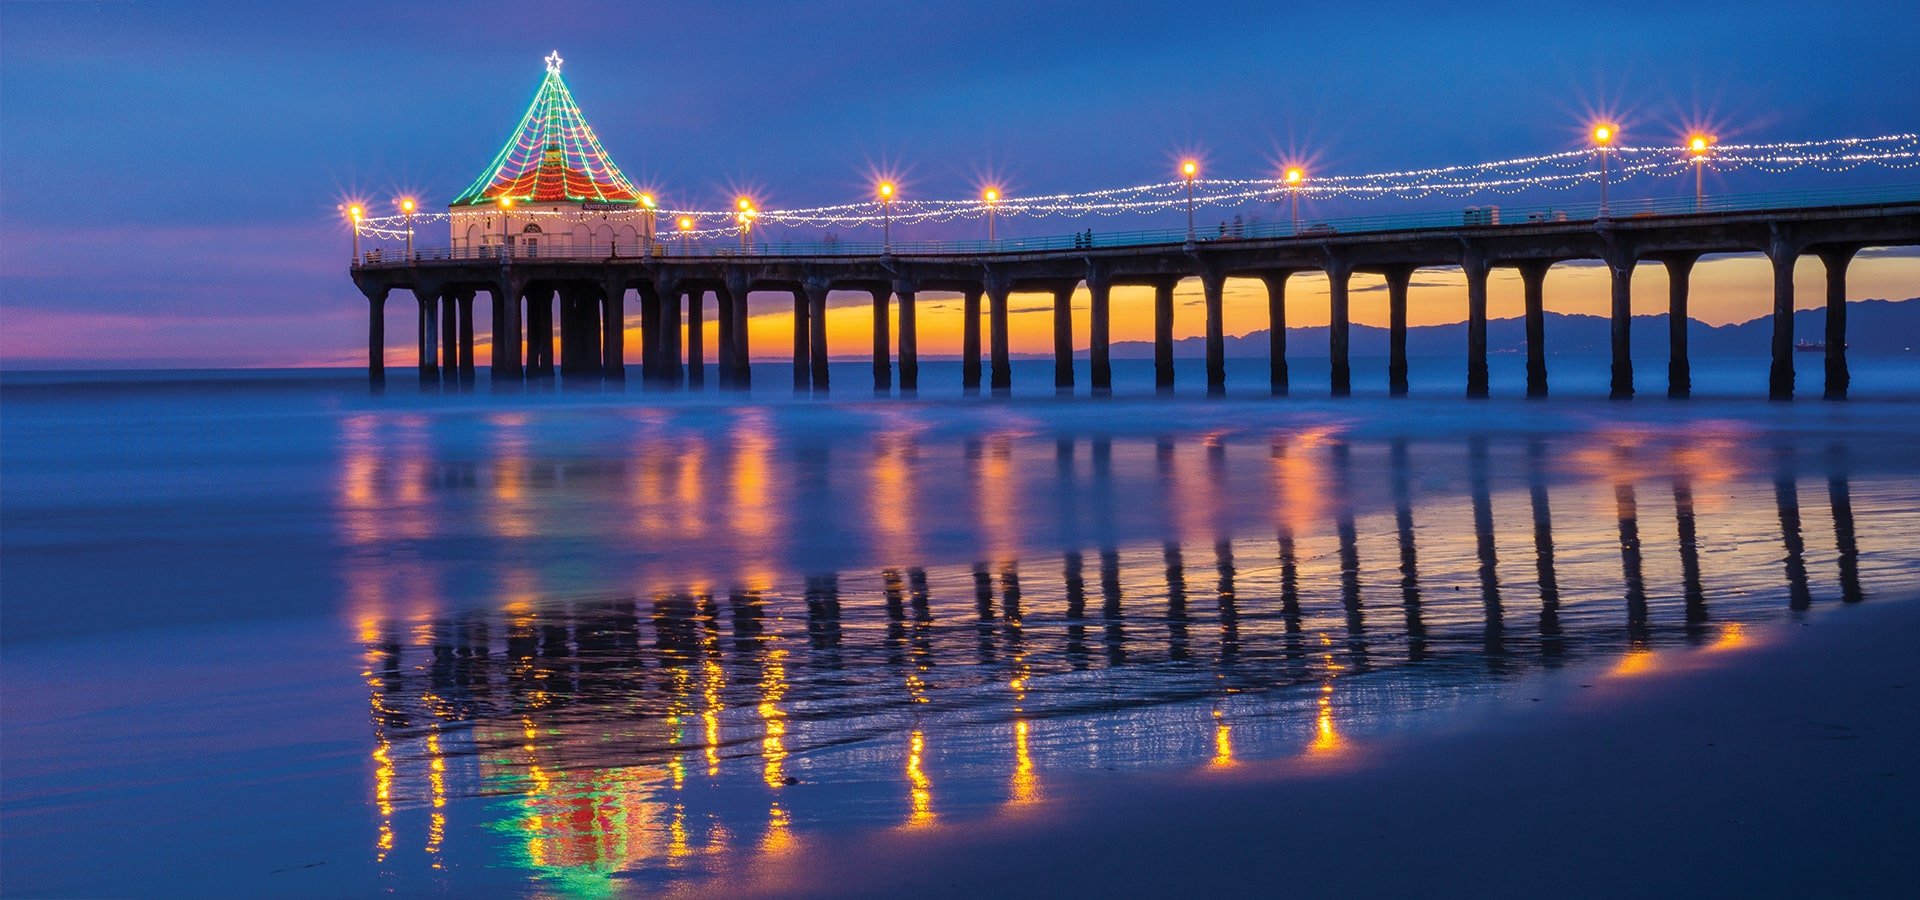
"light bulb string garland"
354,132,1920,238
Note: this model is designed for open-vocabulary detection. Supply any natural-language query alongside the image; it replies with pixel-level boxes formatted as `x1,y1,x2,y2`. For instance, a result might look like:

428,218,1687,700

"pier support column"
501,282,523,379
661,285,683,386
687,289,706,388
728,271,752,389
1462,250,1490,398
531,288,555,377
488,290,505,372
1153,279,1176,390
715,287,736,388
1201,267,1226,394
637,280,662,383
1261,271,1290,395
458,290,477,382
871,285,893,392
896,279,919,392
805,279,831,391
1327,254,1353,397
364,287,386,385
1819,245,1857,400
1663,253,1700,399
602,281,625,381
1518,261,1550,398
440,292,459,375
962,287,983,392
1088,269,1112,393
791,287,811,390
417,292,439,383
1605,242,1637,400
1053,283,1075,392
1384,266,1413,396
1768,225,1800,401
987,275,1013,393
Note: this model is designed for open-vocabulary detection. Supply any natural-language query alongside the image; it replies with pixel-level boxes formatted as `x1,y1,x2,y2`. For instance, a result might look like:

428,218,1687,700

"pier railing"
354,183,1920,266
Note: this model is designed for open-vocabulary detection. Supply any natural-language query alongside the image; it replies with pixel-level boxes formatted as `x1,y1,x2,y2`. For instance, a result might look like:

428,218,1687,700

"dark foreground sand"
706,595,1920,898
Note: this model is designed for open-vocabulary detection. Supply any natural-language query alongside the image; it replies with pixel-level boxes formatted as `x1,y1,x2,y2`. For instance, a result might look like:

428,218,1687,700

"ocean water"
3,357,1919,896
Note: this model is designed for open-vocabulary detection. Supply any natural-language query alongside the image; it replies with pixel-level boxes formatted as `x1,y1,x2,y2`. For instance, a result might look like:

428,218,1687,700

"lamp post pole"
1181,160,1198,243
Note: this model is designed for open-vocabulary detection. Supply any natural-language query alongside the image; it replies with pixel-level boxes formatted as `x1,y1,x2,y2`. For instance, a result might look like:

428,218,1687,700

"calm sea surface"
4,357,1919,896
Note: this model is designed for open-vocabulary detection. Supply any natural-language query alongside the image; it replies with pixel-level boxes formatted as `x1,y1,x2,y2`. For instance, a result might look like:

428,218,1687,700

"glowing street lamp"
1592,123,1617,217
639,193,657,254
736,196,756,251
346,204,363,261
677,215,695,256
878,181,896,252
399,197,416,258
983,187,1001,244
498,195,515,256
1687,134,1714,210
1283,167,1305,232
1181,160,1199,242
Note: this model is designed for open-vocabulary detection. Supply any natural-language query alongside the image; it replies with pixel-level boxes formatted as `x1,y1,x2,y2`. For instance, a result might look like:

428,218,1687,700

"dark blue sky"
2,0,1916,365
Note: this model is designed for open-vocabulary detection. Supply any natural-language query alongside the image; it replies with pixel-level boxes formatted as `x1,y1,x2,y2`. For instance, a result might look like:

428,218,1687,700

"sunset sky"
2,1,1916,368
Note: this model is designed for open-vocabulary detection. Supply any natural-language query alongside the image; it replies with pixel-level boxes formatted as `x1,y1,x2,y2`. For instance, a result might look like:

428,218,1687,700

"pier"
354,193,1920,400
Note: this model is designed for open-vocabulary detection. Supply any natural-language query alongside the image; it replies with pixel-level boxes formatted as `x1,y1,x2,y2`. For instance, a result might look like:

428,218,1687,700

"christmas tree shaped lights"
451,52,641,207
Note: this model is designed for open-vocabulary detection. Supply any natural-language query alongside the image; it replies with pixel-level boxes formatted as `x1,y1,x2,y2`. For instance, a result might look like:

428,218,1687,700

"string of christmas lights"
356,132,1920,238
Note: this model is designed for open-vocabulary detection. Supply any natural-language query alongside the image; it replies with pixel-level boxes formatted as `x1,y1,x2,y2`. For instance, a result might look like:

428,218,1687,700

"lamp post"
347,204,363,262
1283,167,1304,232
498,196,515,258
1592,124,1616,217
399,198,415,259
1181,160,1199,243
983,187,1000,245
640,193,657,255
678,215,694,256
1687,135,1713,211
878,181,896,252
736,197,755,252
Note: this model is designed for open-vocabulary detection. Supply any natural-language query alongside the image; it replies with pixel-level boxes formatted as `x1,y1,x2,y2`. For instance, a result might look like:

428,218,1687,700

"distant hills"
1081,297,1919,359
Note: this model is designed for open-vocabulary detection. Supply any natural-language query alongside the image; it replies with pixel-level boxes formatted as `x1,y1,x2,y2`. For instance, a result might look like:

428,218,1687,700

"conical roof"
451,52,642,207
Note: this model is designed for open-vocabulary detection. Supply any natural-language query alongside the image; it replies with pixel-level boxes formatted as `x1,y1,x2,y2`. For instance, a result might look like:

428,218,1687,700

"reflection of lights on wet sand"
372,735,395,861
761,648,789,789
907,729,935,828
425,725,448,868
762,803,793,853
703,657,725,776
1611,646,1658,677
1710,622,1748,652
1010,720,1038,805
1212,711,1235,768
1309,693,1343,756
